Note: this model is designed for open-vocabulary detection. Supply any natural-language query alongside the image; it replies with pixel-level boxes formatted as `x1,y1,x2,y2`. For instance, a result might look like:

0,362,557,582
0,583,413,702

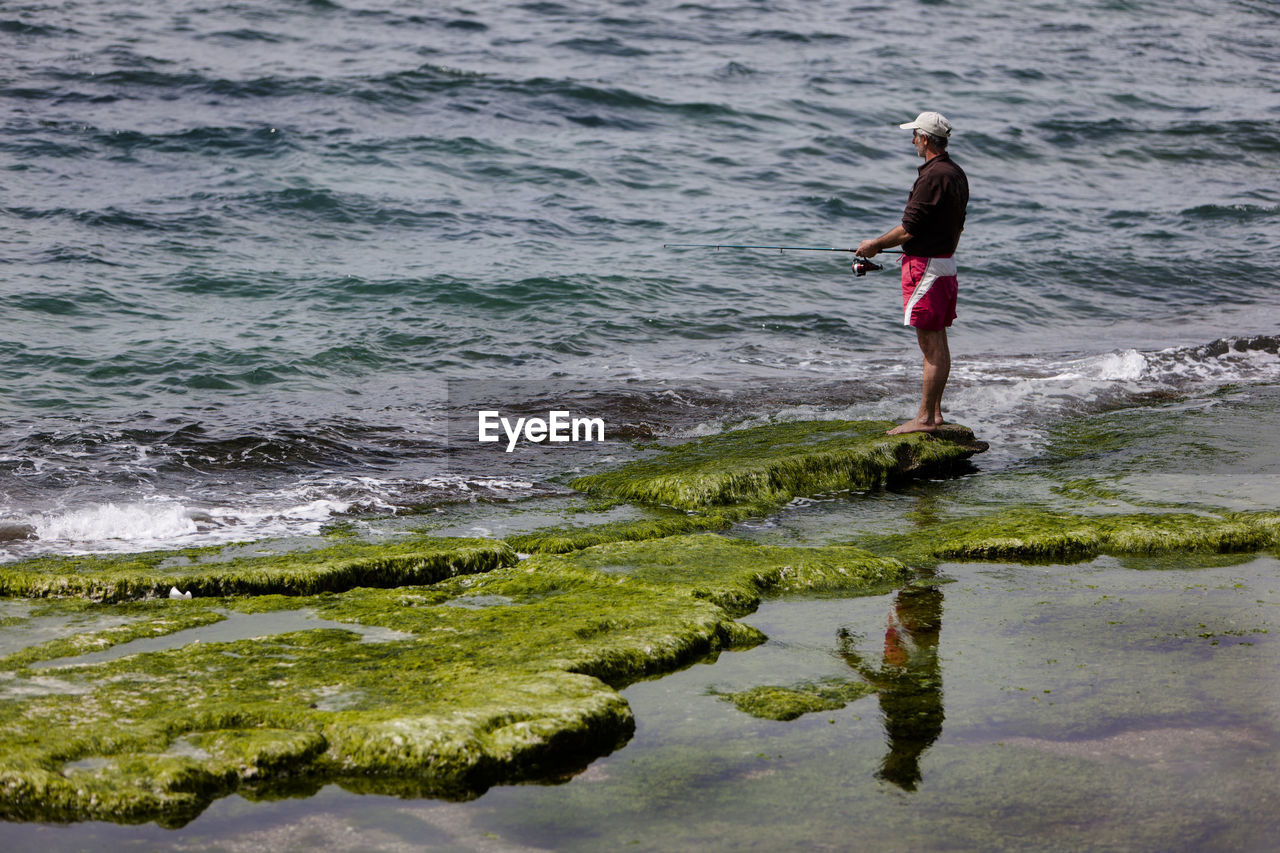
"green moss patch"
0,536,516,602
0,585,703,823
505,514,732,554
714,679,877,721
0,530,910,825
569,420,987,514
557,534,910,616
858,509,1280,565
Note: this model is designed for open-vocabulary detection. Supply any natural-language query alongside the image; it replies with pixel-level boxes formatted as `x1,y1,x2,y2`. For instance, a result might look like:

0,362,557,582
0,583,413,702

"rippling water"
2,0,1278,553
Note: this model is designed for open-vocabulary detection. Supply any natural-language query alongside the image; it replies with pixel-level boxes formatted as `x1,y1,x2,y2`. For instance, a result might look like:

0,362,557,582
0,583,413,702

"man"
857,111,969,435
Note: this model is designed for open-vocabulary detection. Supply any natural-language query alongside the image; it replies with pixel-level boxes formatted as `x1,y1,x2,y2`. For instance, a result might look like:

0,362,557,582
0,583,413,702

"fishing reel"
851,256,883,277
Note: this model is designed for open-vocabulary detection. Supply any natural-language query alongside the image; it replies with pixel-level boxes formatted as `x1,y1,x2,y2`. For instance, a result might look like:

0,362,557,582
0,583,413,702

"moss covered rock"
859,508,1280,565
557,534,910,617
0,532,906,825
714,679,877,721
0,536,516,602
569,420,987,514
505,514,732,554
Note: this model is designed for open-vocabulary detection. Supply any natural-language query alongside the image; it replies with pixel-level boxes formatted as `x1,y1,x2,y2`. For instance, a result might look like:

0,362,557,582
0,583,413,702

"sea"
2,0,1277,556
2,0,1279,849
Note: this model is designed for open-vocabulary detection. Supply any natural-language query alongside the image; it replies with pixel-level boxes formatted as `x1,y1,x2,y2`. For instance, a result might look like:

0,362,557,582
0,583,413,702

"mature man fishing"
857,111,969,435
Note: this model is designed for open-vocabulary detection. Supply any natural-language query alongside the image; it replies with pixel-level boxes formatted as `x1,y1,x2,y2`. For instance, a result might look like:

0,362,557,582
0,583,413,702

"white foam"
418,474,535,493
1087,349,1148,381
964,338,1279,389
35,503,198,543
4,471,552,560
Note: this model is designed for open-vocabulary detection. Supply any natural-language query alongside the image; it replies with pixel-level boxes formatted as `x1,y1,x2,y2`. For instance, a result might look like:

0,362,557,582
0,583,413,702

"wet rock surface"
0,537,515,602
0,531,903,824
1,418,1277,828
569,419,988,515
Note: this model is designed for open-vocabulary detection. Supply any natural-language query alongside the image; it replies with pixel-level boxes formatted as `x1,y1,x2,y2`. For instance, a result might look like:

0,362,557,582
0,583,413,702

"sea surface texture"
2,0,1278,552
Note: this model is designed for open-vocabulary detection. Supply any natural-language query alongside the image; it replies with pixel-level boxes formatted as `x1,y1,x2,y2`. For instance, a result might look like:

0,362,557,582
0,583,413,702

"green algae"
505,514,731,554
0,530,913,825
1034,391,1280,514
1113,550,1269,571
12,408,1279,831
713,678,876,721
16,608,412,671
555,534,911,617
1051,477,1141,504
568,420,987,514
0,612,626,823
564,498,627,514
856,508,1280,565
1039,415,1165,464
0,536,516,602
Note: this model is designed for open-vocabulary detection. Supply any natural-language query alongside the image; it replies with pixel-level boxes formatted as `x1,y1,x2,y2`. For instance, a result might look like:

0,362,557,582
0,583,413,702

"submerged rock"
714,679,877,722
569,419,987,515
0,522,37,542
0,533,904,825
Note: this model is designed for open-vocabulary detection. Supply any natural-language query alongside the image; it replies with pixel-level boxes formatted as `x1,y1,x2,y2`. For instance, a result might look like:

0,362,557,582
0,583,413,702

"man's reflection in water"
838,583,944,791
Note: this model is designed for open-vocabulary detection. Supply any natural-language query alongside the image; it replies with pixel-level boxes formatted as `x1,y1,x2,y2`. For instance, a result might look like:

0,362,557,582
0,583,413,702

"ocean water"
3,0,1277,555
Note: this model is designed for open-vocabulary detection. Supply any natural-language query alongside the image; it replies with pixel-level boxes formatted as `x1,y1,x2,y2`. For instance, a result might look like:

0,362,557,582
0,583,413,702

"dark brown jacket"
901,152,968,257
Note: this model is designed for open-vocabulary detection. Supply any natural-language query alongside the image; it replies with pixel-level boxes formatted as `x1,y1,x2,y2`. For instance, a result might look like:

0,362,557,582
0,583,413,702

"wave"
34,502,198,544
1,472,550,559
0,415,445,485
1179,204,1280,224
938,336,1280,460
10,58,764,133
554,37,649,57
197,28,295,45
97,126,299,159
0,335,1275,556
0,18,75,37
4,204,221,234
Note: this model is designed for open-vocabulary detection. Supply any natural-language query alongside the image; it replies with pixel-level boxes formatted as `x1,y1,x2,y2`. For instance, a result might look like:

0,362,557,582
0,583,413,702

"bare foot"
887,417,939,435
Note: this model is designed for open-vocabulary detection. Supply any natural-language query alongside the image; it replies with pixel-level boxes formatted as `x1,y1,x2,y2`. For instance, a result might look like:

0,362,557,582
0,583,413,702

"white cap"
899,111,952,138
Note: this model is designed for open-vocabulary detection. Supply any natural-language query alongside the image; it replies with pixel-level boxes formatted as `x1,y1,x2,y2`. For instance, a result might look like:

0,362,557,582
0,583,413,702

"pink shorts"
901,254,958,331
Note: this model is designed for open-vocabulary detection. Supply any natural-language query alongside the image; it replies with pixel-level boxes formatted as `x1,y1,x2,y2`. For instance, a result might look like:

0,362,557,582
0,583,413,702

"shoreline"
2,416,1277,832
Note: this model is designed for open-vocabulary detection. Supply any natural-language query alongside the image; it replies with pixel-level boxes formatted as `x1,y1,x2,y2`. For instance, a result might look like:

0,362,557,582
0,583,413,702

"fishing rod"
664,243,902,276
665,243,903,254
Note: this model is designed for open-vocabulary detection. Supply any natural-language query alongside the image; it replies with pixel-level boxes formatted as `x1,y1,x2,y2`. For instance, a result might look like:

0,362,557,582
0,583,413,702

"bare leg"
888,327,950,435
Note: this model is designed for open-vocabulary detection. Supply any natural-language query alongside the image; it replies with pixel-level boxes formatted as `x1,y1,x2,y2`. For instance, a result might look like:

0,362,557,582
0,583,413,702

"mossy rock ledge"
0,536,515,602
0,534,905,825
855,508,1280,565
569,420,988,515
505,513,733,554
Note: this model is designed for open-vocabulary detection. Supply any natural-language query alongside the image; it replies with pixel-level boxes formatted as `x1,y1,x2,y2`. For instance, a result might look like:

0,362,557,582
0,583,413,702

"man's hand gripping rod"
663,243,901,277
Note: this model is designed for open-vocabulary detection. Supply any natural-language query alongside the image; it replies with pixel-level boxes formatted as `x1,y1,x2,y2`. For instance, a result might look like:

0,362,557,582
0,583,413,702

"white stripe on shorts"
903,256,958,326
